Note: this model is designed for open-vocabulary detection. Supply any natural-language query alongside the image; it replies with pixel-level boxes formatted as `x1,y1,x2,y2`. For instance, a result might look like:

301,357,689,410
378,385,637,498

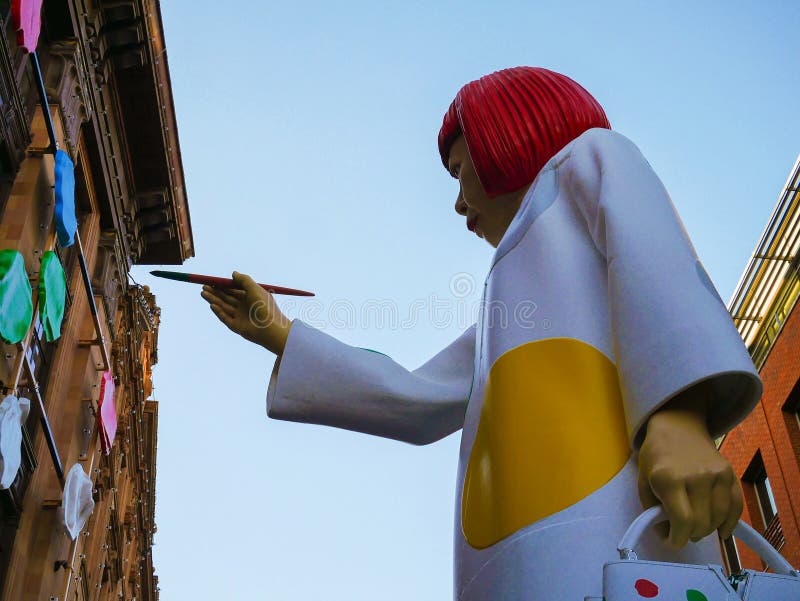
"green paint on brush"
150,270,192,282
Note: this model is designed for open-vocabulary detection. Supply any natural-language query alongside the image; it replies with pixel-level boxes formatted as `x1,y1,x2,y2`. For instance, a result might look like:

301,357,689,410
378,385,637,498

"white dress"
266,128,762,600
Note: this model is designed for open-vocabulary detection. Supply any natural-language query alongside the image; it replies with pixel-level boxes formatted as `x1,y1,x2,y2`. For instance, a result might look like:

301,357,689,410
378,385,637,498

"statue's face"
448,135,530,248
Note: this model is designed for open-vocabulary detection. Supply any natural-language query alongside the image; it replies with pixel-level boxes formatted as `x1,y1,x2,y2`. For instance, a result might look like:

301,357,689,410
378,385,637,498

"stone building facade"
0,1,192,599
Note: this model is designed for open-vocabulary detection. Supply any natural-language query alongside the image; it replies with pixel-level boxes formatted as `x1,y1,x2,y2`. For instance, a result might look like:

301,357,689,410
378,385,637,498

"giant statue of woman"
201,66,762,600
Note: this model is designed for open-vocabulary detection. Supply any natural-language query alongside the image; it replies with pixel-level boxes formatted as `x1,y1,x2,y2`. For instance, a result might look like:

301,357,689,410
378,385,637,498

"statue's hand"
637,403,742,549
200,271,292,355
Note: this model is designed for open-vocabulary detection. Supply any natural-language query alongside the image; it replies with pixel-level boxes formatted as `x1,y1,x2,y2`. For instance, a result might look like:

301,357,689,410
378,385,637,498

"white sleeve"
563,128,762,448
266,320,476,445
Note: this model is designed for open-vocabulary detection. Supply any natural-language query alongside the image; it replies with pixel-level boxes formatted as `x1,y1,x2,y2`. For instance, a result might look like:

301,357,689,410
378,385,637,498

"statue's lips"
467,216,478,232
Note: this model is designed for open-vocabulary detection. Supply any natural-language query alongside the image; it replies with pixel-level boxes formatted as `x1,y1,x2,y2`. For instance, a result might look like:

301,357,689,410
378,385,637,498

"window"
24,314,54,400
722,535,741,575
796,402,800,433
756,471,777,526
782,378,800,464
750,260,800,368
744,452,778,528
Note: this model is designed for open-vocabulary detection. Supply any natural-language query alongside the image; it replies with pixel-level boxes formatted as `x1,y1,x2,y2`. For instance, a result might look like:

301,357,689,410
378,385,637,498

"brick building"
0,1,192,599
720,154,800,572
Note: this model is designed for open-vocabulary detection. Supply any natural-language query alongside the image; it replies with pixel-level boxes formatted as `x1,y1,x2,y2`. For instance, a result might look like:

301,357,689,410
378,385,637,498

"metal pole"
22,356,64,486
29,49,111,370
22,50,111,494
75,230,111,371
27,52,58,153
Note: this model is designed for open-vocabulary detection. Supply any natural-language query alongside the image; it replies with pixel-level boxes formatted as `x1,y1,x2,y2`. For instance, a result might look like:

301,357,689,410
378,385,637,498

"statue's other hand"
637,402,742,549
200,271,292,355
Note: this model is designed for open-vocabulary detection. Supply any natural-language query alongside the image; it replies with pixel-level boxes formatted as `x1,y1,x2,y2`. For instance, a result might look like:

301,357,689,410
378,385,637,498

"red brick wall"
720,297,800,570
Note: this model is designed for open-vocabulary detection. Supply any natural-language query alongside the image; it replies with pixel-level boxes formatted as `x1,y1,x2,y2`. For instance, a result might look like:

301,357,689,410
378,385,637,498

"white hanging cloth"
0,394,31,489
62,463,95,540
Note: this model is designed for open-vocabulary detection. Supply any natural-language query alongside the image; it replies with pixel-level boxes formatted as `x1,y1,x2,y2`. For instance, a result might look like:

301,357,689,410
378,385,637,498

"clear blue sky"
133,2,799,599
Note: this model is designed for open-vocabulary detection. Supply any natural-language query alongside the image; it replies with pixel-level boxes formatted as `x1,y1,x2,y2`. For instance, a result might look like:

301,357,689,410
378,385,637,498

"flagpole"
27,52,58,154
26,48,111,490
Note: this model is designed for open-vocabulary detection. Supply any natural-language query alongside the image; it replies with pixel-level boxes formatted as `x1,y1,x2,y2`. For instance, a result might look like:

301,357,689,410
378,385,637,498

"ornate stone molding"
0,10,31,192
92,230,126,338
43,41,93,158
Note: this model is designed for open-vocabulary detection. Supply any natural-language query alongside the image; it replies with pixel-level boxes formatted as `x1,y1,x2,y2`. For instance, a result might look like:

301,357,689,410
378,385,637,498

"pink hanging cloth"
97,371,117,455
11,0,44,53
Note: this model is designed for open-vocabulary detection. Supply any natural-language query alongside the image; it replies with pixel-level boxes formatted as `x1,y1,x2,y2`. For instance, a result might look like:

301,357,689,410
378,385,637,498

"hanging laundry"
98,371,117,455
62,463,95,540
38,251,67,341
0,249,33,344
54,150,77,248
11,0,44,53
0,394,31,489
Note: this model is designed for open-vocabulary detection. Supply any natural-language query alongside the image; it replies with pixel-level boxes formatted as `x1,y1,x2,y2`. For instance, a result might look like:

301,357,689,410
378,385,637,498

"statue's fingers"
638,466,669,540
232,271,258,292
212,286,245,306
707,472,733,536
637,465,660,509
718,481,744,541
686,474,713,542
201,286,234,306
212,285,245,298
200,287,218,303
204,290,238,315
655,483,693,549
209,302,236,327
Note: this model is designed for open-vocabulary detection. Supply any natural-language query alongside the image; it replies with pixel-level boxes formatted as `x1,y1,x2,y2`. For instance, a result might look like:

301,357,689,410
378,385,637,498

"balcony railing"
763,514,786,553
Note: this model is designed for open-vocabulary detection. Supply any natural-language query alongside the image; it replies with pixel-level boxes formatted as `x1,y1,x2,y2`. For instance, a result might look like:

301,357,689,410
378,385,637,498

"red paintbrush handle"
188,274,314,297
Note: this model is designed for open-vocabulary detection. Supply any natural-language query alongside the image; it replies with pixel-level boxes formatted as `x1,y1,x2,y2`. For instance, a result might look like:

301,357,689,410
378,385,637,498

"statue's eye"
448,160,460,179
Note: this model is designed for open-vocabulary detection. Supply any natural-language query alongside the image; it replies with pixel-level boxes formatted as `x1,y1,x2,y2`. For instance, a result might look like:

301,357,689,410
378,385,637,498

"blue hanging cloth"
54,149,77,248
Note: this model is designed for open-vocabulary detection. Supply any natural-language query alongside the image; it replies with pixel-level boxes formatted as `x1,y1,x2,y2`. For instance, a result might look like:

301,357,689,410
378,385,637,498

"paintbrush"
149,270,315,297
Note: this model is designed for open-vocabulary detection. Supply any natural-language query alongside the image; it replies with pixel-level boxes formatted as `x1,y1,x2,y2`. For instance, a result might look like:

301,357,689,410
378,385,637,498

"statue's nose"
455,192,467,216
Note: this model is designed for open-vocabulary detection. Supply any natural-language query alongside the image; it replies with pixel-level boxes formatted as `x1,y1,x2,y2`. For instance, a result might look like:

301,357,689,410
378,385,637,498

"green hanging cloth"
0,250,33,344
38,251,67,342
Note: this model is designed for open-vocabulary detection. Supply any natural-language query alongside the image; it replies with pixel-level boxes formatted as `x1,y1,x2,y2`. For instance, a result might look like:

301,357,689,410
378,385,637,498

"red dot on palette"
634,578,659,597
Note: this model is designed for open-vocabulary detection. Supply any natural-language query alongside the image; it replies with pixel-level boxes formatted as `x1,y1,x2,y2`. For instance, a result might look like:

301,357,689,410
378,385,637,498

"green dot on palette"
686,590,708,601
0,249,33,344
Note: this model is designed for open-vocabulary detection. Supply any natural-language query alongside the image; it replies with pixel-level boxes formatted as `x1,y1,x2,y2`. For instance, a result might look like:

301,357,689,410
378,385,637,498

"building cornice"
62,0,194,265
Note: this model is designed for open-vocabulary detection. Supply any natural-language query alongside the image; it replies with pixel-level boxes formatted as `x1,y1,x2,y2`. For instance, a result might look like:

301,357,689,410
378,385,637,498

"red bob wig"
438,67,611,198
